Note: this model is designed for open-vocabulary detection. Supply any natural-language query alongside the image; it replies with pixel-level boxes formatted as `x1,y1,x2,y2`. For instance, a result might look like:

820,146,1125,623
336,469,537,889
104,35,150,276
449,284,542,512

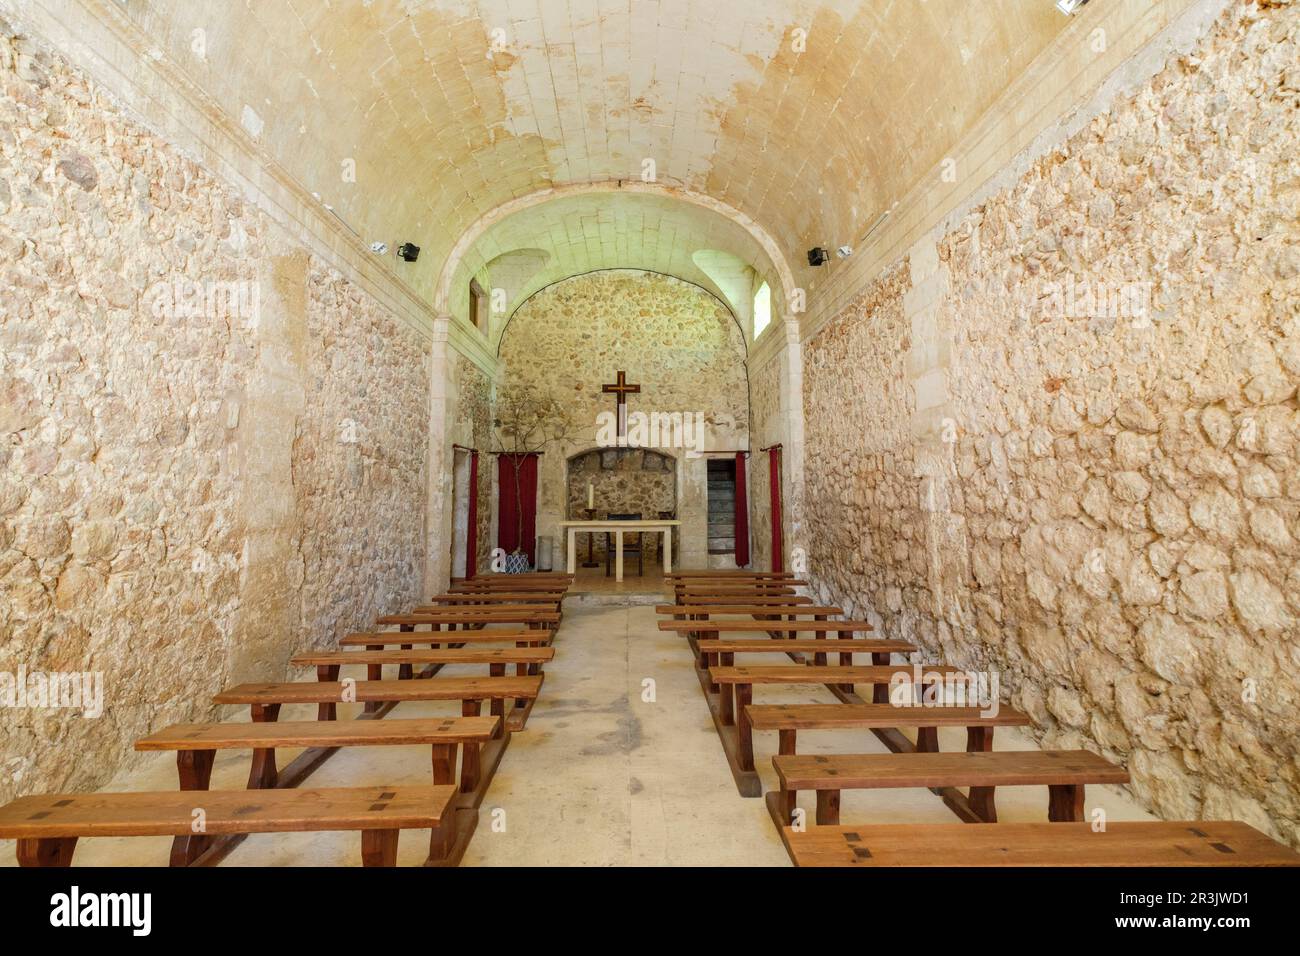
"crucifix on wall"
602,369,641,440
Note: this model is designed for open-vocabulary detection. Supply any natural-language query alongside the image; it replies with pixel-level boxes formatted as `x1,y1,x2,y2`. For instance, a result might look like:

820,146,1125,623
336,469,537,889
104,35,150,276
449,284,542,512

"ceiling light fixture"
807,247,829,267
1055,0,1090,15
369,241,389,255
836,245,853,259
397,242,421,262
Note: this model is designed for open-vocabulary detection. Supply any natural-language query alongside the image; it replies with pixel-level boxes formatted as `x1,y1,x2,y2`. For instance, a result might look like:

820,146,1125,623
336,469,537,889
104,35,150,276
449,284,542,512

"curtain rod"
759,443,783,452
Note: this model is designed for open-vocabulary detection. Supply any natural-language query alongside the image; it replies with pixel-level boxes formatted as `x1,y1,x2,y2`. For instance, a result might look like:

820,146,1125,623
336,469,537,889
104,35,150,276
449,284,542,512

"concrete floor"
1,604,1156,867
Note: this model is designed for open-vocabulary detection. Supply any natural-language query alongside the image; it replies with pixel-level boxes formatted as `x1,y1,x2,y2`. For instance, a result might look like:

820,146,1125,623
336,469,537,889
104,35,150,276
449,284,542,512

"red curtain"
768,446,783,573
497,453,539,564
465,450,479,578
734,452,750,567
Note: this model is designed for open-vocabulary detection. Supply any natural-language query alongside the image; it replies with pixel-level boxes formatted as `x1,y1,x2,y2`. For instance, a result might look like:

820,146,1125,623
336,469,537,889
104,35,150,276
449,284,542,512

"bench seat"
654,604,842,616
660,621,875,635
782,821,1300,868
711,664,961,684
291,647,554,667
0,786,457,867
213,676,543,707
746,703,1031,731
696,639,914,655
772,749,1129,824
338,629,552,647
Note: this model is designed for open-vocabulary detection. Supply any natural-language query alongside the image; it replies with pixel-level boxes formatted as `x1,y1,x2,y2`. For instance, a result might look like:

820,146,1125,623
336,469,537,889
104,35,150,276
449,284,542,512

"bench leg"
966,726,997,822
718,682,735,726
735,683,754,772
813,615,827,666
815,789,841,826
460,700,482,792
317,664,340,720
361,828,400,867
872,652,891,703
247,703,280,790
176,748,215,791
398,623,415,681
170,749,217,866
778,729,798,756
916,725,939,754
17,837,77,867
489,663,505,717
1048,783,1085,822
431,743,456,787
365,643,384,713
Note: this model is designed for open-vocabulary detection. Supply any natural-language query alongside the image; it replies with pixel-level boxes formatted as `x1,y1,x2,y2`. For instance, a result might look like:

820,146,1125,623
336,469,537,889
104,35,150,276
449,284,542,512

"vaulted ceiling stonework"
105,0,1067,319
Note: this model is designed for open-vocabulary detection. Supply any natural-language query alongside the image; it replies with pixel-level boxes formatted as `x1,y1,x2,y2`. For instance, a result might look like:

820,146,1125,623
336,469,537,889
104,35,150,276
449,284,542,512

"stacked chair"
0,572,573,867
657,570,1299,867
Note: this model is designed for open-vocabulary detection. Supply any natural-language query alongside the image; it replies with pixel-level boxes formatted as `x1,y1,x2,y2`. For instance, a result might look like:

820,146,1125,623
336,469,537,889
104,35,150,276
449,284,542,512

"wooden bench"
132,717,498,865
0,785,458,867
136,715,500,791
656,604,843,617
425,591,564,604
292,647,554,713
666,570,800,577
780,821,1300,868
660,620,874,635
747,702,1033,820
771,749,1129,827
214,675,544,733
695,664,967,796
339,629,552,648
694,638,915,675
377,609,559,629
660,594,815,606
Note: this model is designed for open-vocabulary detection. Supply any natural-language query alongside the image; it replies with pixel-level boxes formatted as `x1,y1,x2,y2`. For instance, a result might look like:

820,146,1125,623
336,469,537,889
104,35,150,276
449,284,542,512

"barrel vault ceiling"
108,0,1068,321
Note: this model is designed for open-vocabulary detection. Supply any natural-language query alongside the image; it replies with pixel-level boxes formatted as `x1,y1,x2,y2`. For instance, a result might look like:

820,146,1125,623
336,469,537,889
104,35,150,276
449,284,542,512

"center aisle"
464,605,790,866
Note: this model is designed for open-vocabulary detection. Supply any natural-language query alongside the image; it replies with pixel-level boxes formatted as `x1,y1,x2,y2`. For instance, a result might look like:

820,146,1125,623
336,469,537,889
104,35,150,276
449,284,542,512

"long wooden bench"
780,821,1300,868
377,609,559,629
339,629,552,647
747,702,1033,820
425,592,564,604
694,638,915,676
133,717,499,864
136,715,500,792
771,749,1129,828
292,647,554,716
0,785,458,867
666,570,801,578
214,675,544,732
695,664,968,796
660,620,874,635
656,604,843,617
662,594,815,606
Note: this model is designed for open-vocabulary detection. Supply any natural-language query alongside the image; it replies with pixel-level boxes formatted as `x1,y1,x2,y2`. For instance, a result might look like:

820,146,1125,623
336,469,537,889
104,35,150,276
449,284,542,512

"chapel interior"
0,0,1298,869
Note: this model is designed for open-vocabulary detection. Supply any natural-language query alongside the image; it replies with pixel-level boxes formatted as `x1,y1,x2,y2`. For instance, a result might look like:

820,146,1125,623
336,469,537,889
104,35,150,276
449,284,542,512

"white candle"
587,480,594,509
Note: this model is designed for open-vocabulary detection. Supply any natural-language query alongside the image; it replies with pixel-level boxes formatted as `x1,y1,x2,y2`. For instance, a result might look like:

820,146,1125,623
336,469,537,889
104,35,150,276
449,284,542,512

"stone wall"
497,269,750,570
292,261,431,651
0,19,432,799
748,352,785,570
451,354,493,576
802,0,1300,845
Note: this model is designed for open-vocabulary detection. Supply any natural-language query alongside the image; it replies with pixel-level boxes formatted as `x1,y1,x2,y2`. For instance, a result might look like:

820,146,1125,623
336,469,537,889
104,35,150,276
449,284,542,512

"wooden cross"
602,370,640,439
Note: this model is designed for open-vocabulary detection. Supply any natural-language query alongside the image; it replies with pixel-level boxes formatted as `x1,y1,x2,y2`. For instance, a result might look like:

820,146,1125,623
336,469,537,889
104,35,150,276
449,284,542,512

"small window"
469,278,488,333
753,281,771,338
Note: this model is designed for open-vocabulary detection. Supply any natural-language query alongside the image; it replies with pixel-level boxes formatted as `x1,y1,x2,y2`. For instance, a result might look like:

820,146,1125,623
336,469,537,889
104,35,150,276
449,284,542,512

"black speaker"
806,247,829,266
397,242,420,262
